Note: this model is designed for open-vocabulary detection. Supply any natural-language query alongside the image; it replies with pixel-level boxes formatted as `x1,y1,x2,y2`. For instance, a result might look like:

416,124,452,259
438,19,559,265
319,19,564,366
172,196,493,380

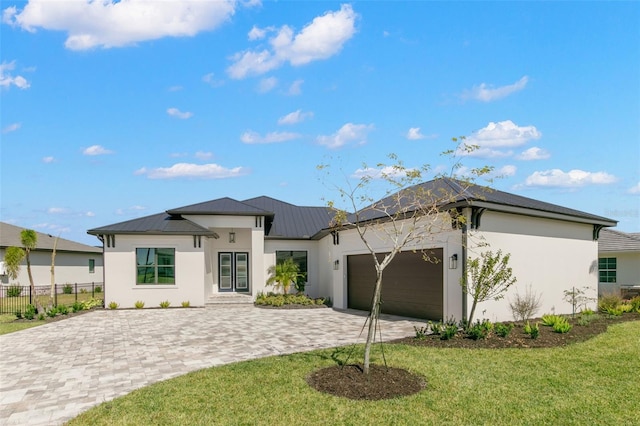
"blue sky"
1,1,639,246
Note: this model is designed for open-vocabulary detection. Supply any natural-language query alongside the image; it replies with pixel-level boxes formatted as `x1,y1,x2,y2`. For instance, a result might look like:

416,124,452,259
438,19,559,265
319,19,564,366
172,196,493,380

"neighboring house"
0,222,103,287
597,228,640,298
87,178,616,322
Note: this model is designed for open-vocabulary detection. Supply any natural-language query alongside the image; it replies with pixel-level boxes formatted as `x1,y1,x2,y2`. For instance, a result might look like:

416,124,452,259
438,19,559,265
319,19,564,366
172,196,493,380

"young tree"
3,246,25,281
320,147,491,375
20,229,41,311
266,258,305,295
50,234,60,307
464,249,517,325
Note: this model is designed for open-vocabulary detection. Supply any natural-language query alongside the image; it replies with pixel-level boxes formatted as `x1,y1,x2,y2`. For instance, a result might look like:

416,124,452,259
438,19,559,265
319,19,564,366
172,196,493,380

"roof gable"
167,197,271,216
599,228,640,252
87,213,214,236
1,222,102,253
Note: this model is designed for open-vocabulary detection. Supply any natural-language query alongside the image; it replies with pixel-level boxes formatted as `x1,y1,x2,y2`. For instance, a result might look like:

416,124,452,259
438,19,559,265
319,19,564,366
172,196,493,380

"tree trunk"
26,251,43,313
467,296,478,326
50,235,59,308
363,272,383,375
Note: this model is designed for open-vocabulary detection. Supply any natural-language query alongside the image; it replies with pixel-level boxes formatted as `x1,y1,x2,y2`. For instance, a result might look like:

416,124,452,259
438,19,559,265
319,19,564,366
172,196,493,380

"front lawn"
69,320,640,426
0,314,46,335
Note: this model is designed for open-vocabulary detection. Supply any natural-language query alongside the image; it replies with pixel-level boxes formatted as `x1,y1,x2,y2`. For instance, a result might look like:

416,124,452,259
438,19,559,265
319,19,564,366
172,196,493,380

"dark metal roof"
349,178,616,226
242,196,333,239
87,213,215,236
1,222,102,253
599,228,640,252
167,197,272,216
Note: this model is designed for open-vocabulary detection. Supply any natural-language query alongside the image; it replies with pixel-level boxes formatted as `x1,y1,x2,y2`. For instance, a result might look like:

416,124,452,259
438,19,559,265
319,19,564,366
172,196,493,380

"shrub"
495,322,514,337
604,306,623,317
94,286,102,293
414,325,429,339
599,293,622,313
57,304,69,315
80,288,88,294
630,296,640,312
46,307,58,318
541,314,564,327
429,321,443,335
134,300,145,309
523,322,540,339
62,284,73,294
563,286,595,317
467,320,493,340
619,303,634,313
15,310,23,319
72,301,84,313
509,284,542,322
441,323,458,340
181,301,190,308
580,308,595,315
7,284,23,297
552,317,572,333
159,300,170,308
83,298,103,310
24,304,36,320
108,301,119,310
38,313,45,321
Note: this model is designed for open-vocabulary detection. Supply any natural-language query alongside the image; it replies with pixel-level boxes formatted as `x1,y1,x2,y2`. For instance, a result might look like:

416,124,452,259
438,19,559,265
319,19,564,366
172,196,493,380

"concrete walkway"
0,306,424,426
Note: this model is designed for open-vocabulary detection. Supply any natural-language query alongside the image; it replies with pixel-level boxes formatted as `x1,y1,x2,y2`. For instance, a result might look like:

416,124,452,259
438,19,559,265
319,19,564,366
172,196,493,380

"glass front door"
218,252,249,292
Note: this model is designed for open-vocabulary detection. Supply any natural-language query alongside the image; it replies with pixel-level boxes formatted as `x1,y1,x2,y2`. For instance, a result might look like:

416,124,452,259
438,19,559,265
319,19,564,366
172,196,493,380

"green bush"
82,298,103,310
57,304,69,315
181,301,190,308
414,325,429,339
441,324,458,340
38,313,45,321
108,301,119,310
630,296,640,312
467,320,493,340
62,284,73,294
15,310,23,320
524,322,540,339
80,288,88,294
552,317,572,333
599,293,622,313
254,292,329,307
605,306,623,317
24,304,36,320
72,301,84,313
46,307,58,318
94,286,102,293
495,322,514,337
134,300,145,309
159,300,170,308
7,285,23,297
619,303,634,313
541,314,564,327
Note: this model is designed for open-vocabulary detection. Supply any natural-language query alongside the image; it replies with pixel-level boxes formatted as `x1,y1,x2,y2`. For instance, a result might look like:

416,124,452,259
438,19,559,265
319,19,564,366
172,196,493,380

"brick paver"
0,306,423,425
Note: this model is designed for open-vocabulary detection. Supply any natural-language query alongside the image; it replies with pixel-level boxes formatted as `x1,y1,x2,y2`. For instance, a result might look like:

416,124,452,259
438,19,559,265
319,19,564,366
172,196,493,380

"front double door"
219,252,249,292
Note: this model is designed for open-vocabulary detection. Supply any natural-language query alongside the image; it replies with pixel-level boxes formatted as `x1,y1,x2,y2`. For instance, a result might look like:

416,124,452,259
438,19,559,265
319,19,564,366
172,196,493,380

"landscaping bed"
254,292,332,308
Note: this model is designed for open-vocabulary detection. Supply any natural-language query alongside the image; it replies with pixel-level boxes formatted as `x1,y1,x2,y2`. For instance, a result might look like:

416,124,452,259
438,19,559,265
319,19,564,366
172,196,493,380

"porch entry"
219,252,249,292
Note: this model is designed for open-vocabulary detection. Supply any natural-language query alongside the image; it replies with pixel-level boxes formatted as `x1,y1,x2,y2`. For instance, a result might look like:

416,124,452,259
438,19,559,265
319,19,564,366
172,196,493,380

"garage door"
347,249,443,320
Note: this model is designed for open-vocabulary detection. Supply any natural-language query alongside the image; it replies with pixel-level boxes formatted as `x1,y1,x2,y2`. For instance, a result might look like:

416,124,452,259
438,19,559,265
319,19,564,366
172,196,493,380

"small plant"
82,298,103,310
62,284,73,294
15,310,23,320
57,304,69,315
541,314,564,327
552,317,572,333
580,308,595,315
46,307,58,318
509,284,543,322
80,288,88,294
619,303,634,313
181,301,190,308
24,304,36,320
495,322,514,337
108,301,119,310
604,306,623,317
72,301,84,313
467,320,493,340
94,286,102,293
523,321,540,339
441,323,458,340
414,325,429,339
159,300,171,308
563,286,595,317
429,320,443,335
598,292,622,313
7,284,23,297
134,300,145,309
629,296,640,312
38,313,45,321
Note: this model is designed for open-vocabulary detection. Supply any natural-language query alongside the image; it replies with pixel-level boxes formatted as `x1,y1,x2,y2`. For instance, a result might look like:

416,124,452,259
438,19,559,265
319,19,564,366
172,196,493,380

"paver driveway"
0,306,423,426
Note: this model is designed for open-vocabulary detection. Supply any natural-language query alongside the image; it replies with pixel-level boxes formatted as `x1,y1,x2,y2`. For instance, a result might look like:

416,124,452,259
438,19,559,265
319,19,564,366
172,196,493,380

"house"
0,222,103,287
87,178,616,322
597,228,640,298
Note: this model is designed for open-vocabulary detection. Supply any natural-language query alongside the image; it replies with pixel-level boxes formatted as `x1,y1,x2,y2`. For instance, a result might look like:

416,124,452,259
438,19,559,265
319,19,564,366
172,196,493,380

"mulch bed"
307,313,639,400
254,303,328,309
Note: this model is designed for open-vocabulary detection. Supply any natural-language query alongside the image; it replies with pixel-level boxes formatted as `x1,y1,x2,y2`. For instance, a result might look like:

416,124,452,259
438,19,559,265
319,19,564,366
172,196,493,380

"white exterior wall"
469,211,598,322
321,213,464,319
0,249,103,287
264,240,321,298
103,234,205,309
598,251,640,296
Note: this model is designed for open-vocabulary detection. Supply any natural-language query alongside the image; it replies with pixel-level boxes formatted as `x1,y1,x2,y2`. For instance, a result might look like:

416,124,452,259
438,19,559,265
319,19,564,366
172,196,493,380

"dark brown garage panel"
347,249,443,320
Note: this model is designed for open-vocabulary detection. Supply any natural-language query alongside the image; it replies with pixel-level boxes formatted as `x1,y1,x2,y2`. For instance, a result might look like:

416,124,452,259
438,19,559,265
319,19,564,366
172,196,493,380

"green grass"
0,293,104,314
69,321,640,426
0,314,46,335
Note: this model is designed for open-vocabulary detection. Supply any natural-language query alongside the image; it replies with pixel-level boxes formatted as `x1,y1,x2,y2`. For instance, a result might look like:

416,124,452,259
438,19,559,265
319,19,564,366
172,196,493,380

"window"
598,257,616,283
276,251,308,283
136,248,175,284
89,259,95,274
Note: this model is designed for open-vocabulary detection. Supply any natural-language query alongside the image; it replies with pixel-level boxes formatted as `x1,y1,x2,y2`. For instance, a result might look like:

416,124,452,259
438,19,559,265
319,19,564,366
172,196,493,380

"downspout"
461,224,467,323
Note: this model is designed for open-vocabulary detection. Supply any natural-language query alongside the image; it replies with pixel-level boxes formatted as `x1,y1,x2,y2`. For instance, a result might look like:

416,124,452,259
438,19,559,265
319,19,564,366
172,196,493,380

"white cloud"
459,120,541,158
523,169,618,188
517,146,550,160
240,130,300,144
406,127,424,140
83,145,113,156
462,76,529,102
628,182,640,195
195,151,213,160
227,4,357,79
494,165,517,177
278,109,313,125
202,72,224,88
287,79,304,95
351,166,416,180
42,156,55,163
258,76,278,93
48,207,70,214
3,0,242,50
135,163,248,179
2,122,21,134
248,25,268,41
317,123,374,149
167,107,193,119
0,61,30,89
168,85,183,92
85,211,95,217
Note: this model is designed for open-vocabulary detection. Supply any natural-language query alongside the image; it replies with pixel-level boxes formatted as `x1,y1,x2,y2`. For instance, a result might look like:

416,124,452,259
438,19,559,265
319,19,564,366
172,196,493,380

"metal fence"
0,282,105,314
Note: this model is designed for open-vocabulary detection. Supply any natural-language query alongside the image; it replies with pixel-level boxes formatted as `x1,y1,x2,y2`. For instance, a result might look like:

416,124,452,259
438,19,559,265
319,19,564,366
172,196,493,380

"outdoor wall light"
229,231,236,243
449,254,458,269
333,259,340,270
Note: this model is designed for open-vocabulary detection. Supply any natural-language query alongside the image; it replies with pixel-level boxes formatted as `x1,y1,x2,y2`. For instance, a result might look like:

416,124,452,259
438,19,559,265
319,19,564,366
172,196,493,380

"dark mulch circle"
307,364,425,400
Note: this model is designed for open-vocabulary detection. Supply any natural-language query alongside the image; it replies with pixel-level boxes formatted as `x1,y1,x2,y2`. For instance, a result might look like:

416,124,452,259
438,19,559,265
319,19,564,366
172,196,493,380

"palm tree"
266,258,304,294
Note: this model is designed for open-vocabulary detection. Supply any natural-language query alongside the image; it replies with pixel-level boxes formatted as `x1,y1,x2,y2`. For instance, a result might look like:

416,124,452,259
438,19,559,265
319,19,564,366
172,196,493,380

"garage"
347,249,443,320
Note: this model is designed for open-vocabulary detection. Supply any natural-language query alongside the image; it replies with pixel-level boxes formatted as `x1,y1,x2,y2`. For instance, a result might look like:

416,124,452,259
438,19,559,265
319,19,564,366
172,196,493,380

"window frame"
89,258,95,274
136,248,176,285
275,250,308,284
598,257,617,283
